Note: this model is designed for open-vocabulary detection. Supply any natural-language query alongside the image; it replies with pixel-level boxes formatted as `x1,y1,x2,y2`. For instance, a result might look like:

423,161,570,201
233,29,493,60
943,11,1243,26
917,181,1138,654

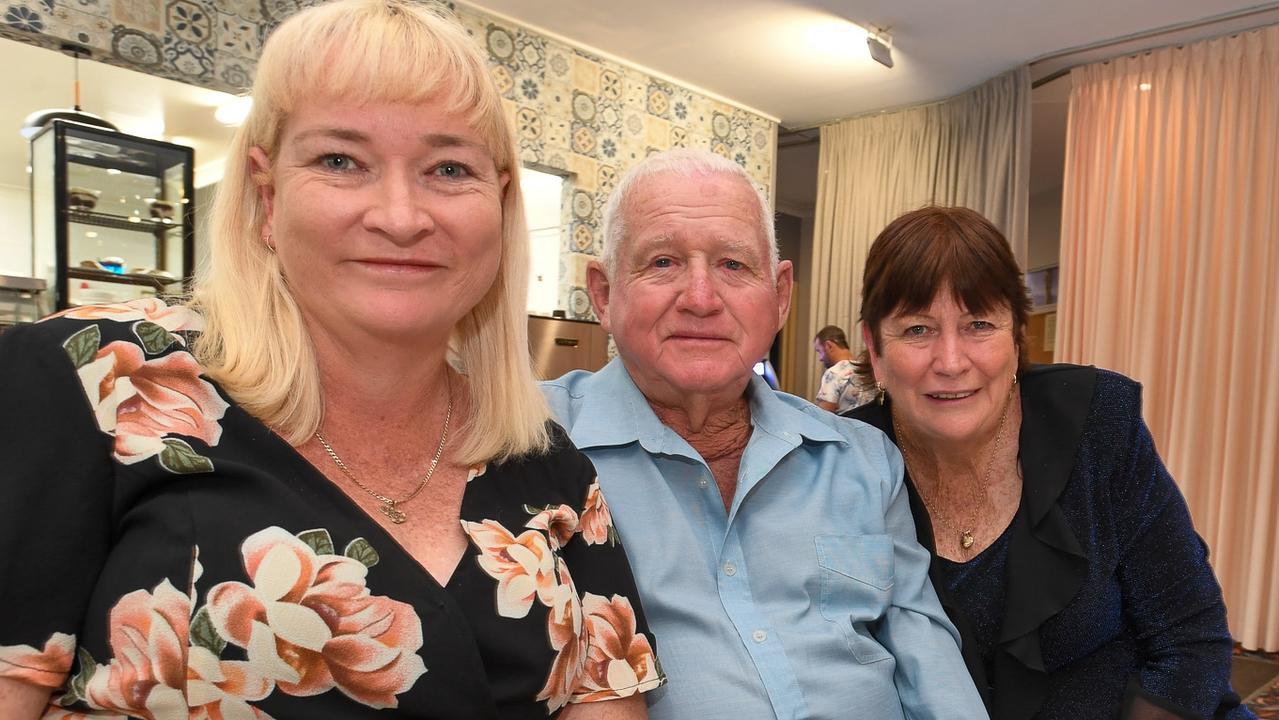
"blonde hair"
191,0,550,464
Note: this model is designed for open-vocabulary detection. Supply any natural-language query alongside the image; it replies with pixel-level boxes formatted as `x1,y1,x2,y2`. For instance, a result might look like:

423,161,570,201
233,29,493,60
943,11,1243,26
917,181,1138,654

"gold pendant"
960,530,975,549
380,502,407,524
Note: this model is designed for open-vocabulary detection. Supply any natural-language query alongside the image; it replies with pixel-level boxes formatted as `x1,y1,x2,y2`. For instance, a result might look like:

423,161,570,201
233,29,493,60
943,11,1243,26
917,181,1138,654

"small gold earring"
264,232,275,253
876,381,886,405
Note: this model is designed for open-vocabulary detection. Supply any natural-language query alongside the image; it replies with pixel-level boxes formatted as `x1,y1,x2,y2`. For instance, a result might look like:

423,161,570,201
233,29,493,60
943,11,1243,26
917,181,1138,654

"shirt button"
698,476,709,488
752,629,768,643
723,562,737,576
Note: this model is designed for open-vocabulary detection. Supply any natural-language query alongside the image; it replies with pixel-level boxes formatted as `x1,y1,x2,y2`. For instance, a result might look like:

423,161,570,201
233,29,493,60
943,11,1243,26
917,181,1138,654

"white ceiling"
0,38,239,193
465,0,1279,128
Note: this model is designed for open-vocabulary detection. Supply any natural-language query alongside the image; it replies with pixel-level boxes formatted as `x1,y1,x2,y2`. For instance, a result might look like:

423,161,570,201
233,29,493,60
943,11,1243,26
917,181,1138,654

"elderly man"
541,149,986,720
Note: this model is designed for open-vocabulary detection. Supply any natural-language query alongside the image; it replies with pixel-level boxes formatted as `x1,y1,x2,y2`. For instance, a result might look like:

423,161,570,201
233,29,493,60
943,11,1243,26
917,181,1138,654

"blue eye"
653,257,673,268
724,259,744,271
320,154,355,171
435,162,471,178
904,325,929,337
969,320,997,333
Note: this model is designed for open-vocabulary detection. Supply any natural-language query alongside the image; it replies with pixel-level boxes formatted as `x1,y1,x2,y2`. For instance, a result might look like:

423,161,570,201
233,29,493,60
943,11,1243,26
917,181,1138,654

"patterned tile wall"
2,0,777,319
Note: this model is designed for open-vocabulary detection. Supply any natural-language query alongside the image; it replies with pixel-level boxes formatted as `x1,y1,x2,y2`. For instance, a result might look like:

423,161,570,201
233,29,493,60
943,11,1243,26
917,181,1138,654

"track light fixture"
866,27,894,69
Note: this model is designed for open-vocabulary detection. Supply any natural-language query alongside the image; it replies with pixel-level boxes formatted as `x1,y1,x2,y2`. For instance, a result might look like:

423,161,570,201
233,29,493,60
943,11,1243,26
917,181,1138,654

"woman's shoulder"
21,299,205,350
1021,363,1142,423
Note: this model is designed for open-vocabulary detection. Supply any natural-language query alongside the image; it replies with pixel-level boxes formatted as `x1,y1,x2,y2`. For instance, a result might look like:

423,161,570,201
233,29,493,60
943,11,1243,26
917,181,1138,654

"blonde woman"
0,2,661,718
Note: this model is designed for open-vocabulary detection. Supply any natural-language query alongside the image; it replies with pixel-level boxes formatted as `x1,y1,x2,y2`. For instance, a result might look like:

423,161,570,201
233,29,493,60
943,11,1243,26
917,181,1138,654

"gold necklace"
893,383,1015,553
314,379,453,525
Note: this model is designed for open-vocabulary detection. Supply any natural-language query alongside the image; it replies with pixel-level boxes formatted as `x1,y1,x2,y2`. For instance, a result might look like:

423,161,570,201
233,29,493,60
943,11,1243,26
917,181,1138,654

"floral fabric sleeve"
542,453,664,708
459,439,665,714
0,322,116,692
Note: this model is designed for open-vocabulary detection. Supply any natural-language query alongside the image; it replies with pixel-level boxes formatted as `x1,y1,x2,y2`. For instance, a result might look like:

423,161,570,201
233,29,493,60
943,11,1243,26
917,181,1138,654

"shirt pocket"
815,533,895,664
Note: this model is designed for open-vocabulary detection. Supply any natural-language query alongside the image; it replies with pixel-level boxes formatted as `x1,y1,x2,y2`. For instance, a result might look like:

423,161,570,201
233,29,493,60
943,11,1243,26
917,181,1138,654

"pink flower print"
76,341,228,465
462,519,563,619
205,527,426,709
579,481,615,546
0,632,76,689
525,504,579,551
573,594,662,702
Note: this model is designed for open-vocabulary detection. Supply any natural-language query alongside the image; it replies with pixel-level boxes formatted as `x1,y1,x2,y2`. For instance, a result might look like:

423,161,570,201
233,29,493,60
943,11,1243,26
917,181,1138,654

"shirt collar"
569,358,845,455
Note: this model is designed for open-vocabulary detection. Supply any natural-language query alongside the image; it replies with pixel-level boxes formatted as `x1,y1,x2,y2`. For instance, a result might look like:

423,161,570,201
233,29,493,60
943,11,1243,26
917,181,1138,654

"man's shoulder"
766,385,893,449
540,368,606,427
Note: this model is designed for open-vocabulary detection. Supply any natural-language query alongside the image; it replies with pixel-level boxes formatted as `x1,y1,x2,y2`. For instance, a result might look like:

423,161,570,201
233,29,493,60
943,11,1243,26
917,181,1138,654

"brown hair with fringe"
855,206,1031,383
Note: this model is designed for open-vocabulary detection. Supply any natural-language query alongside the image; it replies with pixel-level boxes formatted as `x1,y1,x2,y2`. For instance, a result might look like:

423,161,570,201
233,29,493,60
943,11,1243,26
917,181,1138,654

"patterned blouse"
0,300,664,719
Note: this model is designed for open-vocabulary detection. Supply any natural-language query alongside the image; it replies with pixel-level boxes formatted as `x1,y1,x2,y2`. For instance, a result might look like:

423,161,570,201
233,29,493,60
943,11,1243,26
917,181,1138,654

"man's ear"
247,146,275,238
586,260,612,332
774,259,794,328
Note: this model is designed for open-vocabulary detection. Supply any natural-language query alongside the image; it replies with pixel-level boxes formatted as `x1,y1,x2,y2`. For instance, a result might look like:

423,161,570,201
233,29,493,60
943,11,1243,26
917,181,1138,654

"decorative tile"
570,54,598,94
110,0,161,33
111,25,163,66
484,22,514,65
216,11,256,56
570,122,596,155
49,6,111,47
164,35,213,79
165,0,210,43
515,106,542,141
513,28,544,73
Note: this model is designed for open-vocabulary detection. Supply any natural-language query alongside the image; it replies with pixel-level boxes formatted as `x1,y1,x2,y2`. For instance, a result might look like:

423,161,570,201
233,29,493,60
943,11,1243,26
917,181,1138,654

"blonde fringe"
191,0,550,461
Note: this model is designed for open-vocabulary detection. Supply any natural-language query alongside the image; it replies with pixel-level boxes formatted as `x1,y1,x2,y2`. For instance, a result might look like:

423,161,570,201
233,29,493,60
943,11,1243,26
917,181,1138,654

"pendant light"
19,43,118,140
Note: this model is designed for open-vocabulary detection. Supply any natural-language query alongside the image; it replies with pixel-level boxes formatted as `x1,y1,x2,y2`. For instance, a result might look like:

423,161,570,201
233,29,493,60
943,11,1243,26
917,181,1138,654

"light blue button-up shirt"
542,359,987,720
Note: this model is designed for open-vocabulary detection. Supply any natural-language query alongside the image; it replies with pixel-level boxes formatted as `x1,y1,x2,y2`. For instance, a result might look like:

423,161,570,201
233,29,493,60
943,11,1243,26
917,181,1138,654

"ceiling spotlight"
215,95,253,126
19,43,119,139
866,27,894,69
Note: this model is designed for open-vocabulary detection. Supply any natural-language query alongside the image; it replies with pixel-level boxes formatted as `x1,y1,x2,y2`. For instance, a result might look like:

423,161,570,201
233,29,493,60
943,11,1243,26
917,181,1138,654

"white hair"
600,148,777,278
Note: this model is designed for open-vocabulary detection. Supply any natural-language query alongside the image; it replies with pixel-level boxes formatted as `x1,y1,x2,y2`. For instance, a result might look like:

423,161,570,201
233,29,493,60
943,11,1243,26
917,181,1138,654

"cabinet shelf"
68,209,183,233
31,121,195,311
67,266,180,290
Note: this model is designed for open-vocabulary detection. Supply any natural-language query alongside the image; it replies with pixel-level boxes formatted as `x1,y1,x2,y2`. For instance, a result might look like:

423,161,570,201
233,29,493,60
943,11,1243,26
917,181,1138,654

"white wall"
0,183,31,276
1027,187,1063,270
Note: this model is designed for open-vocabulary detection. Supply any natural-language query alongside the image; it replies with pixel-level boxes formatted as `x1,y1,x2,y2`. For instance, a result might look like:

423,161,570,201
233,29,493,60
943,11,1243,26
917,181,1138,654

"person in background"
844,205,1253,720
542,149,988,720
813,324,875,412
0,2,662,717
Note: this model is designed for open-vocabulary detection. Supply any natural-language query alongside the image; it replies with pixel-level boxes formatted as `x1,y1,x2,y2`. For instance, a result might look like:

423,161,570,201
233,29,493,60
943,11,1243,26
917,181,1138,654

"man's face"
814,339,833,368
587,171,793,408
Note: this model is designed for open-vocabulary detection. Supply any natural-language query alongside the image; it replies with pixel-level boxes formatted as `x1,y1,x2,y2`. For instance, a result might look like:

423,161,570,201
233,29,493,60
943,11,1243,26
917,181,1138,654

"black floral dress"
0,300,664,720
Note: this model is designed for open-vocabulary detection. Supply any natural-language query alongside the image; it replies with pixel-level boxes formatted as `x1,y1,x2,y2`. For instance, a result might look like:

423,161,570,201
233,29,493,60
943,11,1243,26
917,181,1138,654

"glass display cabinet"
30,120,195,310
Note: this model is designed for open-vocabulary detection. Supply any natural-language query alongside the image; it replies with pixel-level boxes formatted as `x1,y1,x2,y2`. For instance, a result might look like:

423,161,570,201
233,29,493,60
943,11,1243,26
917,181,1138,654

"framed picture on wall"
1026,264,1059,310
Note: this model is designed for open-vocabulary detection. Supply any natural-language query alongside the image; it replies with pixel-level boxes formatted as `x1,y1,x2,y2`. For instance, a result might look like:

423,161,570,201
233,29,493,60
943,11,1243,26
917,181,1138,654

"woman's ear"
861,322,881,380
247,146,275,231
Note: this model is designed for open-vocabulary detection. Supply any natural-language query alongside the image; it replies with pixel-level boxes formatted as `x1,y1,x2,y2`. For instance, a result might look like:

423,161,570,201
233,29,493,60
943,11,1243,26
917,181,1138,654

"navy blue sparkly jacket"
847,364,1253,720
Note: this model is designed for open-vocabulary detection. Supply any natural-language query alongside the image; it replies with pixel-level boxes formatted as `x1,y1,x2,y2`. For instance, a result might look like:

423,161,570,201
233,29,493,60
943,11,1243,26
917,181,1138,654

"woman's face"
866,288,1019,450
253,95,508,345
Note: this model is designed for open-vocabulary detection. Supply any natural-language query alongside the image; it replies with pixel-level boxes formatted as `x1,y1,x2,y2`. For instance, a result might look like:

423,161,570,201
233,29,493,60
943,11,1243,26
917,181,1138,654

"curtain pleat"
804,68,1030,395
1058,24,1279,651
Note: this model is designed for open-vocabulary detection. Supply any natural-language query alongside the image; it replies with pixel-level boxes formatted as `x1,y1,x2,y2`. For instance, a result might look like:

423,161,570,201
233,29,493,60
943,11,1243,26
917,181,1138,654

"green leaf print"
59,647,97,706
190,606,227,655
133,320,177,354
298,528,335,556
62,325,101,369
158,438,215,474
344,537,380,568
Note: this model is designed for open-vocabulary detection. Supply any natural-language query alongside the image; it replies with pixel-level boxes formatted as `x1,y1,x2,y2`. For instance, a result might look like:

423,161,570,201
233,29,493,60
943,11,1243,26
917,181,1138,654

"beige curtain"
1058,24,1279,651
803,68,1030,395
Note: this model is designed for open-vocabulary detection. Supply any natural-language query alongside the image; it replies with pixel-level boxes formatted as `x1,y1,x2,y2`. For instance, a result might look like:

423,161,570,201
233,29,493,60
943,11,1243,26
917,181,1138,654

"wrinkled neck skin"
898,392,1023,492
648,393,753,463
